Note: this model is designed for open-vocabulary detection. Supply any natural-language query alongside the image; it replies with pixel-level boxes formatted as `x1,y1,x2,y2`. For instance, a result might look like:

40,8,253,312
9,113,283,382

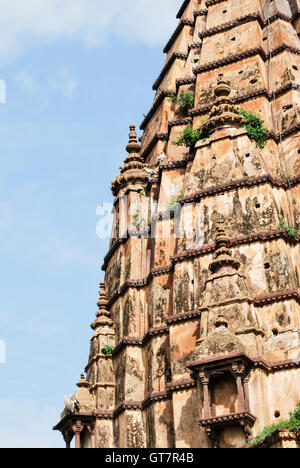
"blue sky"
0,0,183,448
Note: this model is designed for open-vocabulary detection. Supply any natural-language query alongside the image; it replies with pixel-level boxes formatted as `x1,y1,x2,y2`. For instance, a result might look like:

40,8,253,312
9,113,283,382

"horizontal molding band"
164,19,194,54
176,0,190,19
176,76,196,87
171,230,300,264
140,132,168,160
206,0,227,6
106,264,174,307
112,325,169,357
168,116,192,127
253,290,300,307
198,12,292,40
153,52,188,91
190,81,300,117
160,159,188,169
193,44,300,76
189,41,202,50
178,174,299,204
140,88,175,130
167,309,204,325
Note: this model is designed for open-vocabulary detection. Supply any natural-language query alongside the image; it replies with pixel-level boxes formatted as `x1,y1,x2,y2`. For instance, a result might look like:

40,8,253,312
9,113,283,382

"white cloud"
0,399,63,448
14,71,39,95
14,67,78,100
0,0,183,61
47,67,78,98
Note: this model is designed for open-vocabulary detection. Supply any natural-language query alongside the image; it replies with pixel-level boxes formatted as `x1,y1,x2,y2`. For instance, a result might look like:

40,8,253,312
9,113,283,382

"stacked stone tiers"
55,0,300,449
94,0,300,449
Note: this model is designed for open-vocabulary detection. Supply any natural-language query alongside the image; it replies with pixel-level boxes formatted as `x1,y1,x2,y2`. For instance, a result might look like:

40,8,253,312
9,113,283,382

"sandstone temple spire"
54,0,300,449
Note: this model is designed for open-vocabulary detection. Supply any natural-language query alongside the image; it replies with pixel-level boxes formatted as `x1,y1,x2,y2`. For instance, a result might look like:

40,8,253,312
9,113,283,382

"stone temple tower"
54,0,300,448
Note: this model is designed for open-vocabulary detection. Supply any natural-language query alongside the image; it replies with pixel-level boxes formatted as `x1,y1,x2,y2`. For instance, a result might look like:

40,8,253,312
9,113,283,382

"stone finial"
126,124,141,154
91,282,114,330
111,124,148,196
97,282,109,317
76,373,90,389
214,73,231,98
199,75,247,136
209,222,240,273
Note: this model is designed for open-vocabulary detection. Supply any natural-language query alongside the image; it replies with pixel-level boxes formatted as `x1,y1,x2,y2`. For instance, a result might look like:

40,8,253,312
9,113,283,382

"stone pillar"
63,430,72,449
87,424,96,449
243,375,251,412
199,372,211,419
72,421,84,449
232,363,246,413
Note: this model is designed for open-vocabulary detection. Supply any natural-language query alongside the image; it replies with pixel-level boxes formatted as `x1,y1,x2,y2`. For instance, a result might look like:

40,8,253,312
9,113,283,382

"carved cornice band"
190,81,300,117
178,174,299,204
164,19,194,54
193,45,300,76
253,290,300,307
140,133,168,160
153,52,188,91
140,88,175,130
198,12,292,40
171,230,299,264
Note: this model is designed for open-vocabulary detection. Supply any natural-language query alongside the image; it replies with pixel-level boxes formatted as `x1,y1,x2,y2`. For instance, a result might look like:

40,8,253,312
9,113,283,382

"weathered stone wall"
56,0,300,449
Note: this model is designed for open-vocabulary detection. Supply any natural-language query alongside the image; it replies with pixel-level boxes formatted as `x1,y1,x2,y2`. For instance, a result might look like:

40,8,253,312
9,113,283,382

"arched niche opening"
209,373,238,417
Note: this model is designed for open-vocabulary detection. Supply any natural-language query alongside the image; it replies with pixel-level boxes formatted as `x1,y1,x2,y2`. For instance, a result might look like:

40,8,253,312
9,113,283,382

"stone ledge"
153,52,188,91
140,88,175,130
176,0,190,19
140,132,168,160
250,429,300,448
206,0,227,6
178,174,298,204
166,378,196,391
193,44,300,76
198,12,292,40
164,19,195,54
171,230,300,264
166,309,205,325
176,76,196,87
254,290,300,306
198,411,256,428
190,81,300,117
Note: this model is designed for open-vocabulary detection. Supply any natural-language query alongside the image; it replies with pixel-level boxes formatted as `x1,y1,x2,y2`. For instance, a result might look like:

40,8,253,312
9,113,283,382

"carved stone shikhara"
54,0,300,449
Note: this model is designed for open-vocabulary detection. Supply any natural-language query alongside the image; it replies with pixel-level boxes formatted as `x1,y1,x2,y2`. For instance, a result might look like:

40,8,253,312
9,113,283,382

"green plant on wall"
169,90,195,116
133,208,141,229
101,345,114,356
173,124,209,149
168,93,178,104
247,402,300,447
278,220,299,238
280,172,292,181
167,191,185,212
239,109,268,149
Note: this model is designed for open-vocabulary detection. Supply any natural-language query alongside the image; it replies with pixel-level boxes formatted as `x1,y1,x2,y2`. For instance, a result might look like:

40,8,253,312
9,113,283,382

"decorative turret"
91,282,113,330
209,221,240,274
111,125,149,196
200,74,247,136
76,373,90,389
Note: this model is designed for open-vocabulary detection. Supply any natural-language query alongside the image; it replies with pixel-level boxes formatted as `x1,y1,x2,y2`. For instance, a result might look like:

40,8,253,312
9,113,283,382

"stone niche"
187,352,257,449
